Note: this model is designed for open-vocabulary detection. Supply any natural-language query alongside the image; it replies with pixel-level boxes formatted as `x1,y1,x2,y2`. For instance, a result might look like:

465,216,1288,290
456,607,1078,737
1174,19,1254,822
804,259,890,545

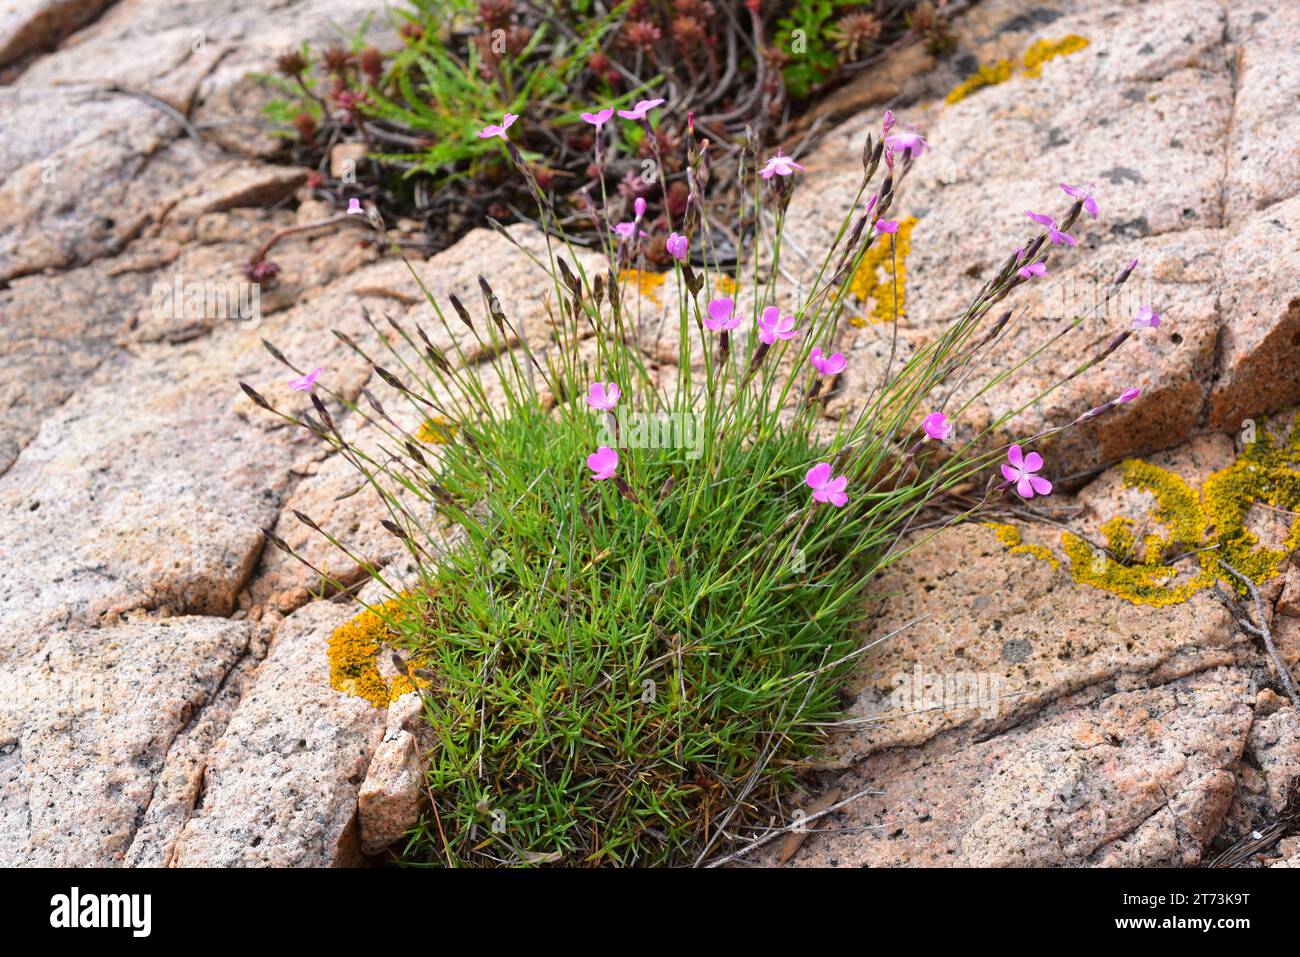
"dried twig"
1216,558,1300,706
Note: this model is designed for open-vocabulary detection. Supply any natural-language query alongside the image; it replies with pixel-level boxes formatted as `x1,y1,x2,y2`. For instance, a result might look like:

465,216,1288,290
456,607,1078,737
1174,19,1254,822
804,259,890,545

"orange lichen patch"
418,415,459,444
715,275,738,296
847,216,917,325
328,598,420,707
944,35,1089,104
987,411,1300,606
619,268,668,306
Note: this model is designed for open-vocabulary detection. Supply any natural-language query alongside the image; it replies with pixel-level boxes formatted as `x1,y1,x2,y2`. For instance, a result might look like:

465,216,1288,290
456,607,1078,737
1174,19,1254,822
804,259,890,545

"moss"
418,415,459,444
944,35,1089,105
987,411,1300,605
328,598,419,707
847,216,918,326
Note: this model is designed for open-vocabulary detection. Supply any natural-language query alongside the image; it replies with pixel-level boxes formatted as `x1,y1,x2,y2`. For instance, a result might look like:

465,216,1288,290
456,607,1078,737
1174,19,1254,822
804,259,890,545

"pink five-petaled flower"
704,296,740,331
1024,210,1075,246
810,347,846,376
1001,444,1052,499
757,306,797,345
885,128,928,157
346,198,363,215
759,148,805,180
580,106,615,129
922,411,953,441
805,462,849,507
874,219,900,234
586,381,621,410
1133,306,1161,328
666,232,688,261
288,367,323,392
477,112,518,141
617,98,664,121
1018,261,1047,279
587,445,619,481
1118,387,1141,403
612,221,644,242
1060,181,1099,219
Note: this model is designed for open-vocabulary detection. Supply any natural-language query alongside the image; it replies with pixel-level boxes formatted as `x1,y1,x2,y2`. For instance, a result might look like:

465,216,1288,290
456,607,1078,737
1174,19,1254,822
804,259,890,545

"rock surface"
0,0,1298,869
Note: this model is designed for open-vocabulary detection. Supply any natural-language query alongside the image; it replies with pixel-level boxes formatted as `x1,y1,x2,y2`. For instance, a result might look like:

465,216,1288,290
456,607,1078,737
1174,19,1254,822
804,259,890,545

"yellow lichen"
945,59,1014,105
987,412,1300,606
983,521,1060,568
715,275,738,296
619,268,668,306
847,216,917,326
1022,35,1091,78
944,35,1090,105
417,415,459,444
328,598,420,707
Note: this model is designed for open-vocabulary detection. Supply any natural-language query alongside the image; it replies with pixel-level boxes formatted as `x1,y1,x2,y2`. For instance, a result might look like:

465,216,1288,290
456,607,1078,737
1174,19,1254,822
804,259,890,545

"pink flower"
704,297,740,331
1001,444,1052,499
805,462,849,507
759,149,805,179
885,129,928,157
346,198,363,215
617,98,664,121
757,306,796,345
586,381,621,411
1018,261,1047,279
1118,387,1141,403
922,411,952,441
289,367,323,392
1060,181,1099,219
874,219,900,234
881,109,895,138
666,232,688,261
477,112,518,140
810,347,846,376
612,221,645,242
1132,306,1161,328
580,106,615,129
1024,210,1075,246
587,445,619,481
633,196,646,221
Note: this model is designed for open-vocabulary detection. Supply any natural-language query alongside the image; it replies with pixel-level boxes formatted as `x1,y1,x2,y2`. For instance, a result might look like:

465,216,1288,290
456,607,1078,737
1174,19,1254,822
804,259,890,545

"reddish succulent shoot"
922,411,953,441
704,297,740,331
1133,306,1161,328
288,368,323,392
585,382,621,411
1024,210,1075,246
805,462,849,507
477,112,518,140
1060,181,1099,218
1001,445,1053,499
757,306,797,345
759,148,805,179
586,445,619,481
810,347,847,376
617,98,665,121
